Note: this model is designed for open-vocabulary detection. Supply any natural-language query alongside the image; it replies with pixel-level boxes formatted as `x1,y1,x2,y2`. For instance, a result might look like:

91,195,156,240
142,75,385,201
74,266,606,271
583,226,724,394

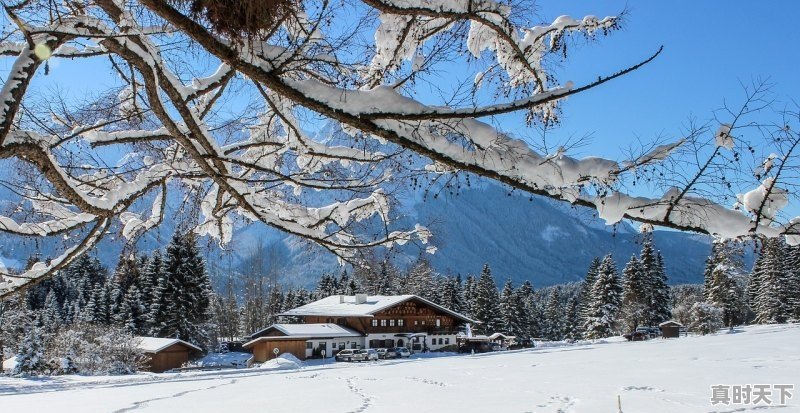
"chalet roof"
279,294,478,323
134,337,203,354
244,324,362,349
250,323,363,339
658,320,684,327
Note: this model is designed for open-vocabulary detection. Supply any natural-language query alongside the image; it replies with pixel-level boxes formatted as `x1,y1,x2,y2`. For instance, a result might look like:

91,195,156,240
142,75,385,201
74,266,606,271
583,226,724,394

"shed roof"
280,294,477,323
250,323,363,339
134,337,203,353
658,320,684,327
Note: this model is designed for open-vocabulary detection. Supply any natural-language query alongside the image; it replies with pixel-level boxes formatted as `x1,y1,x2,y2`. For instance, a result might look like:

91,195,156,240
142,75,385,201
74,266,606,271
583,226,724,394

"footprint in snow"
621,385,664,392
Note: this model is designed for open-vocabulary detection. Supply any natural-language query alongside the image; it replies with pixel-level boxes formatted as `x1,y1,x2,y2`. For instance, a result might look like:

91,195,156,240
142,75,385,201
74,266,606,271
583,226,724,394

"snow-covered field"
1,324,798,412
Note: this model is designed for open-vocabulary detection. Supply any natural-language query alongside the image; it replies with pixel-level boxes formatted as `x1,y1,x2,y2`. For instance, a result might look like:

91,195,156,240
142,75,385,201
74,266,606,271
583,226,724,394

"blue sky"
2,1,798,194
4,1,797,152
532,1,799,158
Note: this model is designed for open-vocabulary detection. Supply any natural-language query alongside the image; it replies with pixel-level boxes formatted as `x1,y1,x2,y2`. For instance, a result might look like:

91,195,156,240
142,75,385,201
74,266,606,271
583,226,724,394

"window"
306,342,313,349
439,338,443,345
398,319,404,327
381,319,387,327
445,338,450,345
436,318,441,327
389,319,396,327
372,319,378,327
422,320,426,325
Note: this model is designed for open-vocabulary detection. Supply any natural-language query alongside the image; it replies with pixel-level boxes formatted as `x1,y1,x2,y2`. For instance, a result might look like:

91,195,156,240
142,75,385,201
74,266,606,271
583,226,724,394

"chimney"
339,295,345,304
355,294,367,304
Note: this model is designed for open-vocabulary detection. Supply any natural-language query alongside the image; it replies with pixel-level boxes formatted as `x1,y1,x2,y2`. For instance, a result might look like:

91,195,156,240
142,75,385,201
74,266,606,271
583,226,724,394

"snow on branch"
0,0,798,298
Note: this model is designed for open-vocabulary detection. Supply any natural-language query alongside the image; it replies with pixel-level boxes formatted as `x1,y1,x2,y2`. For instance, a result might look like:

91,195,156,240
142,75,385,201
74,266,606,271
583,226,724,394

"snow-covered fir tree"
578,257,601,328
619,255,648,332
786,245,800,320
516,281,537,340
704,240,748,328
542,286,563,340
583,255,623,339
14,325,46,376
563,295,582,341
472,264,502,335
752,238,790,324
151,233,212,348
649,252,672,325
499,280,521,337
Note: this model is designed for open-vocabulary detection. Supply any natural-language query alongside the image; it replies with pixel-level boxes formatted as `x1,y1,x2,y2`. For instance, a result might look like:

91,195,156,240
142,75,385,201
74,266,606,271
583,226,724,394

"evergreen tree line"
689,238,800,334
23,232,213,348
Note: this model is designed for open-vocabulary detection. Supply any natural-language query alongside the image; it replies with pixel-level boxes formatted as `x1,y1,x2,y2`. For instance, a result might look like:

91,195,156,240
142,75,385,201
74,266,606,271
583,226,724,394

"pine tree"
14,325,46,376
563,295,582,341
578,257,601,327
785,245,800,320
463,275,476,318
705,240,747,328
42,290,62,330
155,233,212,348
499,280,519,336
619,255,648,332
315,273,338,298
702,242,723,300
583,255,623,339
516,280,536,340
472,264,501,335
649,252,672,325
753,238,790,324
439,275,464,314
543,286,563,340
405,256,435,299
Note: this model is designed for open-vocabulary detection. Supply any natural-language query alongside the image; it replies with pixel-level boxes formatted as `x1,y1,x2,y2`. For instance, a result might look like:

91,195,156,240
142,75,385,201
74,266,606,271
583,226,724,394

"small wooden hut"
136,337,203,373
658,321,683,339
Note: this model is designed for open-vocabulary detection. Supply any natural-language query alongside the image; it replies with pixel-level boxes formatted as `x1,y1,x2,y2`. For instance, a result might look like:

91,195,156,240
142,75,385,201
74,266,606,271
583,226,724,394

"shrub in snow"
688,302,723,335
47,323,147,375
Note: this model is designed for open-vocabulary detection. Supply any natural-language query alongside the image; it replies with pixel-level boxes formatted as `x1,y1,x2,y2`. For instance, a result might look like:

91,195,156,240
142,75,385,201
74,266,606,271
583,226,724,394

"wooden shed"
135,337,203,373
244,323,363,362
658,321,683,339
244,337,310,362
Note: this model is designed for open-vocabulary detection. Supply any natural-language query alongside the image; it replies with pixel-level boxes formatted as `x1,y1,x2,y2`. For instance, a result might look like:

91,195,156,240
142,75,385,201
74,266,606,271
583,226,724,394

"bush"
47,323,147,375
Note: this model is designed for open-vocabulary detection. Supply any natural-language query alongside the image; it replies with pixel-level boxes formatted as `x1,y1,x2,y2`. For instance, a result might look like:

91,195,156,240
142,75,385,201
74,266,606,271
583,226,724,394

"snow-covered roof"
134,337,203,353
280,294,477,323
2,356,17,372
488,333,515,340
251,323,363,339
244,324,362,348
658,320,684,327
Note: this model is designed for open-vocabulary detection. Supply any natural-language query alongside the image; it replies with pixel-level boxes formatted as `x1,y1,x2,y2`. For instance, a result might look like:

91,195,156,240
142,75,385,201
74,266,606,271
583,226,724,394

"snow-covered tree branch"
0,0,798,297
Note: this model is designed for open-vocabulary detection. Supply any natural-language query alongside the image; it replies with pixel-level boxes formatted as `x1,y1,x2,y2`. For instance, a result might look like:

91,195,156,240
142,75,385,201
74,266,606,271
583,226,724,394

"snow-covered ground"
1,324,798,412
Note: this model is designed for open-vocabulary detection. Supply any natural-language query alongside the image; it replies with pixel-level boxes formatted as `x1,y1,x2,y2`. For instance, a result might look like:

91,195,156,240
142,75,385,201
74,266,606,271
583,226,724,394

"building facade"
244,294,476,362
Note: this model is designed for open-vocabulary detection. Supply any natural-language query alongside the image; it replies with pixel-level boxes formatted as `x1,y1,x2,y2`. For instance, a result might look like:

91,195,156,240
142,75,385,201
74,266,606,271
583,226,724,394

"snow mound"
258,354,303,370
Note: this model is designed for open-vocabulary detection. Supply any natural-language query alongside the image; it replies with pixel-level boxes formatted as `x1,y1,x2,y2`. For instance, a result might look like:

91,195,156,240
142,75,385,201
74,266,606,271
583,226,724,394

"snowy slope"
1,324,798,412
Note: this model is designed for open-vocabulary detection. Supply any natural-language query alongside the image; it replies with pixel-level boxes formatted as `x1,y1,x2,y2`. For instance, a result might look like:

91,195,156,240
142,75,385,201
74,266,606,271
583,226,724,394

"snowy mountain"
0,181,723,288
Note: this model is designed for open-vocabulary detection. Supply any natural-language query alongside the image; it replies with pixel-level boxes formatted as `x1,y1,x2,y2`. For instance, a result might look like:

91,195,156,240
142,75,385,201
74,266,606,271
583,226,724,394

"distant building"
244,294,476,362
135,337,203,372
658,321,684,338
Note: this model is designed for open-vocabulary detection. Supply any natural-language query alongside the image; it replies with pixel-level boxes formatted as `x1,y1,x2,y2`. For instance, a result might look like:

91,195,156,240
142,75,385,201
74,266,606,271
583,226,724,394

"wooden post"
617,394,623,413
